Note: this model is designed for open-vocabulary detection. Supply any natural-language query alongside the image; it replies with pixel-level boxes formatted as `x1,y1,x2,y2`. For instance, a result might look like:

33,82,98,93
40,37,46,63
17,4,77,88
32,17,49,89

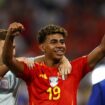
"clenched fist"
7,22,24,37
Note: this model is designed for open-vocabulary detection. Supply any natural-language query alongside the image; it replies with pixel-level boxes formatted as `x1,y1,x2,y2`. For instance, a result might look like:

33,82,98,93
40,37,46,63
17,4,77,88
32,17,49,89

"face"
40,33,66,61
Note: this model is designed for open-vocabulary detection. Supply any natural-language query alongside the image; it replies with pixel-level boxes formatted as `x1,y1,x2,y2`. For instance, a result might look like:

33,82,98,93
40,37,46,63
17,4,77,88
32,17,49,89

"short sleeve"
80,56,92,76
71,56,92,80
17,62,36,83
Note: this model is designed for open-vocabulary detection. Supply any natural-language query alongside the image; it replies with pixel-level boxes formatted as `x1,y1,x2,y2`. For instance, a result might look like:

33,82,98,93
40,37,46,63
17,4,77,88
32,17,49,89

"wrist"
6,34,15,41
60,56,67,63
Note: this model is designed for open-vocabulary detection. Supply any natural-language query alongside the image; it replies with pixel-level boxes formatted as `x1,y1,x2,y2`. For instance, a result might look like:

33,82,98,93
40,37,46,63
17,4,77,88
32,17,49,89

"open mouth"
54,48,65,56
56,50,64,55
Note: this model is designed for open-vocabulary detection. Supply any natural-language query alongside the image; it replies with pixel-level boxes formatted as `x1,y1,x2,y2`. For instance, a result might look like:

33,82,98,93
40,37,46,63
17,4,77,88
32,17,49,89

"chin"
52,55,63,64
54,55,63,61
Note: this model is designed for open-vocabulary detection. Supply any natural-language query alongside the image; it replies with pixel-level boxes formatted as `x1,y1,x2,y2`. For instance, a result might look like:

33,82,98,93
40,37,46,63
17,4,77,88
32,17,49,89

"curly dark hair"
37,24,68,44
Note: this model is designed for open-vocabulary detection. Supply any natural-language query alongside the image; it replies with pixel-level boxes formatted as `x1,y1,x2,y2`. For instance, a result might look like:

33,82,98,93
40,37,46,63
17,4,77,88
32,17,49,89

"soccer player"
2,22,105,105
87,59,105,105
0,29,71,105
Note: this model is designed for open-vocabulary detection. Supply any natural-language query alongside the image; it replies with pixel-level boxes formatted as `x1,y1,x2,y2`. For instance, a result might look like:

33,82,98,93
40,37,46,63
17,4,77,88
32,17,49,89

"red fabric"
18,56,91,105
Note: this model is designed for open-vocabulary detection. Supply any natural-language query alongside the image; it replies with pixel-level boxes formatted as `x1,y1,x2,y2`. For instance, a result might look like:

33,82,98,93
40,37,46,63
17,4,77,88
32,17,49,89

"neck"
44,56,60,67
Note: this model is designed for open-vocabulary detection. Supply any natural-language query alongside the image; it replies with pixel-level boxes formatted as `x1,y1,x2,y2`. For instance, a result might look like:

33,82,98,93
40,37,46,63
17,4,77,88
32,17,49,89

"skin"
0,40,8,79
2,22,67,73
0,40,45,78
0,27,71,79
40,34,66,66
5,22,105,76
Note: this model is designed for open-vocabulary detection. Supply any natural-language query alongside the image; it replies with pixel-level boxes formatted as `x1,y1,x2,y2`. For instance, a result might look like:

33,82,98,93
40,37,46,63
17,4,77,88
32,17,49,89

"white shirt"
0,57,35,105
92,58,105,85
0,71,21,105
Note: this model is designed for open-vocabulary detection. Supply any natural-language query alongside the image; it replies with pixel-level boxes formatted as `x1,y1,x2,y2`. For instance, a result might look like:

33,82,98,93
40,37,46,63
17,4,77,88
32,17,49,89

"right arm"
2,22,72,77
2,22,25,74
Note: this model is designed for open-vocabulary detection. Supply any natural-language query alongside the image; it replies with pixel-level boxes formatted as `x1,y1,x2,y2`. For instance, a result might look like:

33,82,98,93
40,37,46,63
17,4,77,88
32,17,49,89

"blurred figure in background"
0,32,26,105
87,58,105,105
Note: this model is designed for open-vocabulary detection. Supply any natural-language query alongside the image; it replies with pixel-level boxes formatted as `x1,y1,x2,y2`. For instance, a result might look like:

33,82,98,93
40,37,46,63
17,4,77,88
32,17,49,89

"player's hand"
17,57,35,68
7,22,24,37
58,56,72,80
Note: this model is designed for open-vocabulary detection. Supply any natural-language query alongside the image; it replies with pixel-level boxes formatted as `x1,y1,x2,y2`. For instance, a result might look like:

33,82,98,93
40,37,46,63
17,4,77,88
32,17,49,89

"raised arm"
88,35,105,68
2,22,25,74
0,36,9,78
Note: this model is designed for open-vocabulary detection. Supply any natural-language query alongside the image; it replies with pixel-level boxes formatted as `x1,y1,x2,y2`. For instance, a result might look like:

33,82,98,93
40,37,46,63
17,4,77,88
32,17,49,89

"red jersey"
18,56,91,105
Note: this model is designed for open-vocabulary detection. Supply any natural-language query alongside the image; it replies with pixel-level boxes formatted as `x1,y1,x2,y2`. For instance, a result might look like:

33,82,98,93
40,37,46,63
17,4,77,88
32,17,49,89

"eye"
60,39,65,44
50,40,57,44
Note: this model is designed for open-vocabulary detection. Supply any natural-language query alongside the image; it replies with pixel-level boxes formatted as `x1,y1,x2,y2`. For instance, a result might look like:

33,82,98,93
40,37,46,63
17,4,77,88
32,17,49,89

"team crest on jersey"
49,76,58,87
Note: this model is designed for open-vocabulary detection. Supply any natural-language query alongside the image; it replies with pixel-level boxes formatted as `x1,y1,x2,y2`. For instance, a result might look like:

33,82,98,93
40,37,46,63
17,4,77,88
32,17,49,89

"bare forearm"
88,34,105,69
2,35,14,66
2,22,25,73
88,45,105,68
2,36,24,73
34,55,45,62
0,64,8,78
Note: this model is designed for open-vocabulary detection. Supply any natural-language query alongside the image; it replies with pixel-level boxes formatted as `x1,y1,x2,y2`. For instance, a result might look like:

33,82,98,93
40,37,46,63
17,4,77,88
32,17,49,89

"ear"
39,44,45,52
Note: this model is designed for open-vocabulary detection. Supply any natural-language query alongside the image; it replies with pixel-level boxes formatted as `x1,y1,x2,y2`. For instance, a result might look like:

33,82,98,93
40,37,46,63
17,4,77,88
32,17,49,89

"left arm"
88,35,105,68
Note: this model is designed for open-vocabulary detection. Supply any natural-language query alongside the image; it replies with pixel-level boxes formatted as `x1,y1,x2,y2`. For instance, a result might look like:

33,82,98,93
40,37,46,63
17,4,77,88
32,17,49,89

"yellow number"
53,86,60,100
47,86,61,100
47,87,52,100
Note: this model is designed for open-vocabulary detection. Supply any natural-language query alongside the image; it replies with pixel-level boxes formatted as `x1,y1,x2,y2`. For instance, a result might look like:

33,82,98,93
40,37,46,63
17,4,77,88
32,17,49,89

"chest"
29,67,79,96
28,68,79,105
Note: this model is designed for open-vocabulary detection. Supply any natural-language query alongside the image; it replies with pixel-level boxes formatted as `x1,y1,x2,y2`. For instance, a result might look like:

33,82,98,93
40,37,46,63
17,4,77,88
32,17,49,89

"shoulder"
5,71,13,75
71,56,88,66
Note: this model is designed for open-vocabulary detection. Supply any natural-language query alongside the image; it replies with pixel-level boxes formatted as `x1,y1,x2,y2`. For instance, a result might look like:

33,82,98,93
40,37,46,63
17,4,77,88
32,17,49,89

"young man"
87,59,105,105
2,22,105,105
0,29,71,105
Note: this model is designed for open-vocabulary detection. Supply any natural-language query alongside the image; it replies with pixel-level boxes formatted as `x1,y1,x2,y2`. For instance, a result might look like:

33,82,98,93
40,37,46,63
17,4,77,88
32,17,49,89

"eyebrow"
51,38,65,41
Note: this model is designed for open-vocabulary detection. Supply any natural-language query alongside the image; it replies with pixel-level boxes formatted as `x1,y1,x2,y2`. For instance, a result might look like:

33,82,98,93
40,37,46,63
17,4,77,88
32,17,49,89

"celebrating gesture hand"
7,22,24,37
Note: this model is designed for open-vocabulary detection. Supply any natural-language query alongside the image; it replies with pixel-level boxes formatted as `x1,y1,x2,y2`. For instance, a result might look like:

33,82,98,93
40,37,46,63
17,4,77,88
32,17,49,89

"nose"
56,42,65,48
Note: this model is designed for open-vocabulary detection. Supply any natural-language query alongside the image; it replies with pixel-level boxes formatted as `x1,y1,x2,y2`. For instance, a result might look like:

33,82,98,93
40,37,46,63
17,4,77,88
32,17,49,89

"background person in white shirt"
87,58,105,105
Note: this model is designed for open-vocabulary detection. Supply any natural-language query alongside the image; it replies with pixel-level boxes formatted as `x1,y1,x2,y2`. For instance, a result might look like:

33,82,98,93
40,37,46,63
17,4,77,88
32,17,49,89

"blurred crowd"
0,0,105,105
